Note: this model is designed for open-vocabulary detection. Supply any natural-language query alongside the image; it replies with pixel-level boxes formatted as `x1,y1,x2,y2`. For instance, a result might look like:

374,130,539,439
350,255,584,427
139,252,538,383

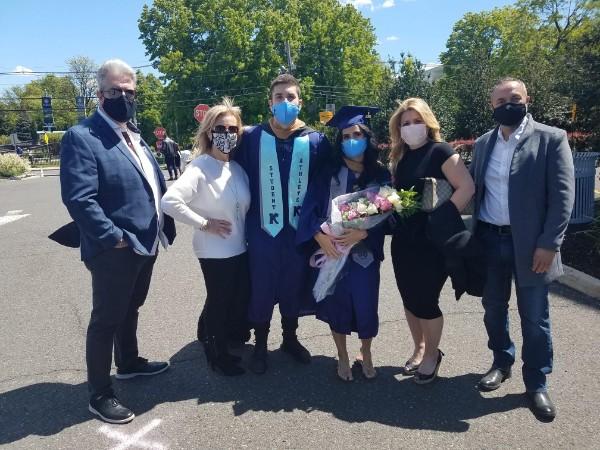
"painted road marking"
0,211,30,227
98,418,166,450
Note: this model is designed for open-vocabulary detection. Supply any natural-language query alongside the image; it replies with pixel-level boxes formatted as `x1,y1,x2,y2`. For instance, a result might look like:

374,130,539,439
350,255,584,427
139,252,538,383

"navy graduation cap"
326,105,381,130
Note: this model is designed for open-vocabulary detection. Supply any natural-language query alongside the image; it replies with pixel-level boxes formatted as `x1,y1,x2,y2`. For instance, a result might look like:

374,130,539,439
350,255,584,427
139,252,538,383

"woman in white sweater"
161,98,250,376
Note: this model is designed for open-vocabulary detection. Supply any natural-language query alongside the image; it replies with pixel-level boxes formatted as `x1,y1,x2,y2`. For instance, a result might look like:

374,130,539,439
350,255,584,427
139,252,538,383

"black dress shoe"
89,394,134,424
115,357,170,380
280,338,311,364
527,391,556,421
477,367,511,392
414,349,444,385
249,345,268,374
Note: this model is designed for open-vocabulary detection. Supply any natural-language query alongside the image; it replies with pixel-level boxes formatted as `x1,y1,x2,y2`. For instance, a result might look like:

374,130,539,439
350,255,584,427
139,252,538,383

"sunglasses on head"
212,125,239,134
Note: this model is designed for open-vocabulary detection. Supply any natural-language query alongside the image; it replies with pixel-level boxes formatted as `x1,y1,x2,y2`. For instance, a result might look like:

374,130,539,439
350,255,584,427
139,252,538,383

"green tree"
135,71,166,145
372,54,432,144
66,55,98,117
138,0,386,144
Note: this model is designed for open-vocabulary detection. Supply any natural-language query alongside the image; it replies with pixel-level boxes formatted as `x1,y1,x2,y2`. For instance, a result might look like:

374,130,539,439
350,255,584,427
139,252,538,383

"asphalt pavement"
1,174,599,449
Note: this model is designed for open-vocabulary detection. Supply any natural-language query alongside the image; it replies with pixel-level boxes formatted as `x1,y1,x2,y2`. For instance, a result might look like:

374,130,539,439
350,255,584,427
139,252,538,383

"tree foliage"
135,71,166,145
138,0,386,143
67,55,98,116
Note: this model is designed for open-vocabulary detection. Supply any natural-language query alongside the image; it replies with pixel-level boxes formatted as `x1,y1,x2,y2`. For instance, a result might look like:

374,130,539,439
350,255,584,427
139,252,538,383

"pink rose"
347,210,359,220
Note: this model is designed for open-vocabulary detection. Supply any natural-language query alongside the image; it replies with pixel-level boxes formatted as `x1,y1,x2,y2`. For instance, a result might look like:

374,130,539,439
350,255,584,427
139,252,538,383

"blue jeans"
479,226,553,393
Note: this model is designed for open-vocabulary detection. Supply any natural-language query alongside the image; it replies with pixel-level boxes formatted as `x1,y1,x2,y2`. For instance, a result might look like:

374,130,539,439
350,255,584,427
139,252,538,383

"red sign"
156,140,163,151
153,127,166,140
194,104,210,123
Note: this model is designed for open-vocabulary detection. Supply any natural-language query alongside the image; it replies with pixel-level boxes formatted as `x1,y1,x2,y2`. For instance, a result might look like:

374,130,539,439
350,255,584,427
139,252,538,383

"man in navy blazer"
470,78,574,421
60,59,176,424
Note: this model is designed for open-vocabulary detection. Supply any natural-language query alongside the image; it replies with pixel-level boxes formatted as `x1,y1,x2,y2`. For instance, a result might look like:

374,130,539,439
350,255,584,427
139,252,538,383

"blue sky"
0,0,514,90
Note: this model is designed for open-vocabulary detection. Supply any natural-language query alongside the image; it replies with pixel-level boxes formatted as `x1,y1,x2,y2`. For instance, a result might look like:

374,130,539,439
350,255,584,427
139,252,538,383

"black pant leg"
199,257,237,349
228,253,251,342
85,248,146,397
114,254,157,368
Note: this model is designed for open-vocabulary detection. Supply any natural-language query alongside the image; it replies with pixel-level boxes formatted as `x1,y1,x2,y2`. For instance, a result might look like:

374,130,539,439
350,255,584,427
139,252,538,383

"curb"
558,265,600,300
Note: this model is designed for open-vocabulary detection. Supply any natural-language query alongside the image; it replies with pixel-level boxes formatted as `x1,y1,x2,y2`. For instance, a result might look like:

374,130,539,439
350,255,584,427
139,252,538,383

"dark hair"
331,123,384,189
491,77,527,95
269,74,301,99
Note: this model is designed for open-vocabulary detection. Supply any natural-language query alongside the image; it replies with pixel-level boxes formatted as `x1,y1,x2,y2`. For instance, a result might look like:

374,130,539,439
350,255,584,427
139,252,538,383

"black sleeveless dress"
391,140,456,320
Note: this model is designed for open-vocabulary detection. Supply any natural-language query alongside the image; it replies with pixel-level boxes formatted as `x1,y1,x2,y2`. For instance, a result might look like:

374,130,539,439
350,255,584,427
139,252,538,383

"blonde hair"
388,97,442,171
192,97,243,157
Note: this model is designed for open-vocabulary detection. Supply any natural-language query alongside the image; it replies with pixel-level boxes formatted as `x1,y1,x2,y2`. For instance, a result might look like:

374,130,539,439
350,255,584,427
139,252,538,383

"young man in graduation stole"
235,74,331,374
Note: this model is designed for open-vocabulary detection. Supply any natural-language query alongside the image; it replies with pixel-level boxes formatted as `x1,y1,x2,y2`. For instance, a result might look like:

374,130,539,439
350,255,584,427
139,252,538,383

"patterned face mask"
212,132,238,154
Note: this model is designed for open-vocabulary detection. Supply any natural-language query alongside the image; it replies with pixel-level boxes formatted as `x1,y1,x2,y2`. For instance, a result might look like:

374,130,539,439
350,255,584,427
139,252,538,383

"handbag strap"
414,141,436,180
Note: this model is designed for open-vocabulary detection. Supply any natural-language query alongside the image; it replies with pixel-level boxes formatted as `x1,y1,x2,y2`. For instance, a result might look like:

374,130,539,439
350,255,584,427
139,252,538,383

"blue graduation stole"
260,131,310,237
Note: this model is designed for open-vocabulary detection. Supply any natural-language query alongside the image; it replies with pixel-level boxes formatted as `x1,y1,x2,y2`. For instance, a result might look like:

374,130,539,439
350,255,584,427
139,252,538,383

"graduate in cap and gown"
234,74,331,374
296,106,390,381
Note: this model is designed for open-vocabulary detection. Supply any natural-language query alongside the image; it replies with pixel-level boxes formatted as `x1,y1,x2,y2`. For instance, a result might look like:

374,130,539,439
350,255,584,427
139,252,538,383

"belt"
478,221,512,235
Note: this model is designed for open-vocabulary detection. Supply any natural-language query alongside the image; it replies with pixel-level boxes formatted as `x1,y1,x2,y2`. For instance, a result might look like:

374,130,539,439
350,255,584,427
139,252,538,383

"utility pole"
285,41,295,74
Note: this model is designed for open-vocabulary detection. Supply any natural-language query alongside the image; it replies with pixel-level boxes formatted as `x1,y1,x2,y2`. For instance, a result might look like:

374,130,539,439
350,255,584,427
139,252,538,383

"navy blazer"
60,112,176,261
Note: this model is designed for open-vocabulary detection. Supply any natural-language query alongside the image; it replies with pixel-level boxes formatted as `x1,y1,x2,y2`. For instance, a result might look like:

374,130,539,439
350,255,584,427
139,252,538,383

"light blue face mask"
272,100,300,126
342,138,367,159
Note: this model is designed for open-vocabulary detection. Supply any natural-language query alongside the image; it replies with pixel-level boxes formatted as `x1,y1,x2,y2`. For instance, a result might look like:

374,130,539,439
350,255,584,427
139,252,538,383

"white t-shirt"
161,153,250,259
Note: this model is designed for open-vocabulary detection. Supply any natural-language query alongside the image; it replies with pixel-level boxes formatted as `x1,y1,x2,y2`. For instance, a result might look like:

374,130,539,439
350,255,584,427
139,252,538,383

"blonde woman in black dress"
388,98,474,384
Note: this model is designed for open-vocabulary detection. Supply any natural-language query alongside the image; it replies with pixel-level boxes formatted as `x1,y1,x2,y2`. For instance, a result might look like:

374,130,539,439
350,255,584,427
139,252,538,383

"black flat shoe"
280,338,311,364
89,394,134,424
477,367,511,392
414,350,444,385
115,358,170,380
527,391,556,422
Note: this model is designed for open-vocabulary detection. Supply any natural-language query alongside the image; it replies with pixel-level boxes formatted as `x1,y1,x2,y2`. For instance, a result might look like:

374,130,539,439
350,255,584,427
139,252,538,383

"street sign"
153,127,166,140
194,104,210,123
319,111,333,124
41,96,54,130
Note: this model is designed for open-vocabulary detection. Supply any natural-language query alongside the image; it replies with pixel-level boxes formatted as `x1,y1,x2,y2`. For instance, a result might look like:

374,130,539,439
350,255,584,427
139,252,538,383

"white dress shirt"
161,153,250,259
479,116,529,226
97,107,167,254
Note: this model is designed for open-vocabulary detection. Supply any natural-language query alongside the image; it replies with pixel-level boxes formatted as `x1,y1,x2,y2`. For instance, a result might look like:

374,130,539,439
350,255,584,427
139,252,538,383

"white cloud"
382,0,395,7
386,35,400,41
13,65,34,75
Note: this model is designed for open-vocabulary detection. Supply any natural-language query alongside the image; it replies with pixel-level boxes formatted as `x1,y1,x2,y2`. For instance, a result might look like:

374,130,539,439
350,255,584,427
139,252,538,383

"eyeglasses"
102,88,136,101
212,125,239,134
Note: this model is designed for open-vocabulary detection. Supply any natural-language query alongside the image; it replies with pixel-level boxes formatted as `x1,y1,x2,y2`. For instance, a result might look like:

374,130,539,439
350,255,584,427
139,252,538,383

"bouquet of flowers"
311,185,419,302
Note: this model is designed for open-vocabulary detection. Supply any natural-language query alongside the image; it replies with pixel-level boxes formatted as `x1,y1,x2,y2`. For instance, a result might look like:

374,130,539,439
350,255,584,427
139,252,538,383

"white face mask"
400,123,428,148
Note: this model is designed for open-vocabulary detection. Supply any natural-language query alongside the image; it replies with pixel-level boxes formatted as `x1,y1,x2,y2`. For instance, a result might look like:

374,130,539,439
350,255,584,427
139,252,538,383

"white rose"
357,203,368,214
379,186,394,197
366,203,379,215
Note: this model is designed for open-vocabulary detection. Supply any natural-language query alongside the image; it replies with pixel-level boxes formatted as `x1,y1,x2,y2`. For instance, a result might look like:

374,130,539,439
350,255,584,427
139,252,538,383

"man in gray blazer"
470,78,574,421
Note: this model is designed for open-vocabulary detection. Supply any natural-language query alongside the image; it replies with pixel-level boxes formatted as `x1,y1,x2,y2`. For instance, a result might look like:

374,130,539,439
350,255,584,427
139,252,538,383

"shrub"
0,153,31,177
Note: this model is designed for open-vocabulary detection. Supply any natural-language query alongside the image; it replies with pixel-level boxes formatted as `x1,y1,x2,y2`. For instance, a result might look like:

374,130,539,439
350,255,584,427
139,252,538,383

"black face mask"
102,96,136,123
492,102,527,127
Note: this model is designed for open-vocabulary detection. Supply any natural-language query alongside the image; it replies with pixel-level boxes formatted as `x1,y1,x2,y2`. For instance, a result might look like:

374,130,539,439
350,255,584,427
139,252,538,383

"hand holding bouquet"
311,185,419,302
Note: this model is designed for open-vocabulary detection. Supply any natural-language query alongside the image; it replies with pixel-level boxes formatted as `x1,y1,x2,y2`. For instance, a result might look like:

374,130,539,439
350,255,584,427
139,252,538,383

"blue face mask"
271,100,300,126
342,138,367,159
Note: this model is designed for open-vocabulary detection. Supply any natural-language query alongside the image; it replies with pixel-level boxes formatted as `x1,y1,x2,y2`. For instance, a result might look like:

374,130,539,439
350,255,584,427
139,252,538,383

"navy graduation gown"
235,123,330,323
297,163,390,339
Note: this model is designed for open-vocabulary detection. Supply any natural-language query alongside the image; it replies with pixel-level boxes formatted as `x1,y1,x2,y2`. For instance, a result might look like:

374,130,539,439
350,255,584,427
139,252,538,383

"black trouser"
84,247,157,397
164,156,180,178
198,253,250,352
